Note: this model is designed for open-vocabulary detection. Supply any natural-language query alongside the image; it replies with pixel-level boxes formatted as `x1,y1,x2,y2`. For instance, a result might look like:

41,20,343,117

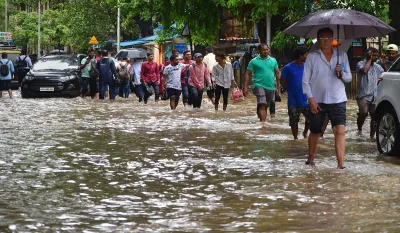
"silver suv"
376,59,400,155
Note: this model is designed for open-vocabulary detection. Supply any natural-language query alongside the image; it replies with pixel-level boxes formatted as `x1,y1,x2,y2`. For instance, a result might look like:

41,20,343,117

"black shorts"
167,88,182,100
310,102,346,134
0,80,11,90
288,106,311,126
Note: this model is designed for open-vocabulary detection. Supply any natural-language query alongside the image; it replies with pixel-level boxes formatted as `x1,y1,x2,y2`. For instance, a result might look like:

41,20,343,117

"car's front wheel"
376,108,400,156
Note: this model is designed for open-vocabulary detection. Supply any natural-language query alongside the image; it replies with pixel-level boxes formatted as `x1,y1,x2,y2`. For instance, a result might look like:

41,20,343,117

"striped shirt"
356,60,384,101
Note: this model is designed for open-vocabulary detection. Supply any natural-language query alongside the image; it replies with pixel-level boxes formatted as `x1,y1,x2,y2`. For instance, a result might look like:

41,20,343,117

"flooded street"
1,92,399,232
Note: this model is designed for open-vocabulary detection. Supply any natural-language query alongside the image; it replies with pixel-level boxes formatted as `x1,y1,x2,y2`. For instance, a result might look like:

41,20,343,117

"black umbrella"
115,48,147,59
283,9,396,64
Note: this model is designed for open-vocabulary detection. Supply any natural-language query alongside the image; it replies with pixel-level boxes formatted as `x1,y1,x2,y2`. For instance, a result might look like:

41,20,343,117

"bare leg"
7,89,12,98
357,113,368,131
259,106,267,122
333,125,346,168
0,91,2,98
308,132,320,163
170,99,176,110
291,124,299,140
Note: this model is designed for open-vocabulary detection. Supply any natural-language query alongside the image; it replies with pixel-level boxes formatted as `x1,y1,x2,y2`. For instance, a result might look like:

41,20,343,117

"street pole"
5,0,7,32
266,12,271,46
38,0,41,57
117,0,120,52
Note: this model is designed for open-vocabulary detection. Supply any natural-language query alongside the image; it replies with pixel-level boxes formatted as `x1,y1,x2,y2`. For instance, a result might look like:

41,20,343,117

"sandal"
338,165,346,169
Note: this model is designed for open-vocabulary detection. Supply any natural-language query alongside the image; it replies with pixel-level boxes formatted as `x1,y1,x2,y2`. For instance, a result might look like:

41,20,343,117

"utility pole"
266,12,271,46
5,0,7,32
117,0,120,52
38,0,41,57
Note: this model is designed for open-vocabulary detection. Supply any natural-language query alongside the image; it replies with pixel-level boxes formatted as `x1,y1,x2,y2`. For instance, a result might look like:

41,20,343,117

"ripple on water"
0,95,399,232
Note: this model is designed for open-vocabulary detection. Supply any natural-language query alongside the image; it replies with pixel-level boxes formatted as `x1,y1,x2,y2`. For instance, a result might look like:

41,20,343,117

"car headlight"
24,75,35,80
60,75,77,81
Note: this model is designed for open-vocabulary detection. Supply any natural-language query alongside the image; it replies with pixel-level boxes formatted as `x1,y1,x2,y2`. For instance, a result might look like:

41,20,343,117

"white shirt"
302,49,352,104
212,62,234,89
163,63,186,90
203,53,217,74
131,61,143,85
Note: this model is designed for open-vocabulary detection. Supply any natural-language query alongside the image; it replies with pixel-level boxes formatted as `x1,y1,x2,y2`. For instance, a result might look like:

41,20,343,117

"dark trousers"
135,84,144,101
81,77,97,98
270,100,276,114
99,79,115,100
144,81,159,101
215,85,229,106
190,85,204,108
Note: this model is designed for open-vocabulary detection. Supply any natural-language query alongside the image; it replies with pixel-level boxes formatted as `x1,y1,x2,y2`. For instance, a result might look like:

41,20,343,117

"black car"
21,55,81,98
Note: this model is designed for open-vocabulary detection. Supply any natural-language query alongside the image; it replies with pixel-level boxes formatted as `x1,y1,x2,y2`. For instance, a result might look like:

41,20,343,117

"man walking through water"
243,44,280,122
302,28,352,169
97,50,118,100
356,47,384,139
203,46,217,105
189,53,211,108
280,46,310,140
141,52,160,104
80,48,97,99
163,55,186,110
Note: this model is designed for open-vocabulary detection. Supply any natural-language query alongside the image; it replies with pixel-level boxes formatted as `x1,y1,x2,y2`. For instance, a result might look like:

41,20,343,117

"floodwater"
0,92,399,233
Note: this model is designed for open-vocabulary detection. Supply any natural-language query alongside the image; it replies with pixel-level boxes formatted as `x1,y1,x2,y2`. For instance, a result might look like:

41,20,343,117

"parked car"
21,55,81,98
375,58,400,156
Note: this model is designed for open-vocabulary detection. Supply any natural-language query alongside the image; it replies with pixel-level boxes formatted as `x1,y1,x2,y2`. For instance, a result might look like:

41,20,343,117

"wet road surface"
0,92,399,232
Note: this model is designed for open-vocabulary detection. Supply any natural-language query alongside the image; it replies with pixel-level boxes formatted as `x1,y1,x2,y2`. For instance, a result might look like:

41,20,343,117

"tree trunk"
389,0,400,45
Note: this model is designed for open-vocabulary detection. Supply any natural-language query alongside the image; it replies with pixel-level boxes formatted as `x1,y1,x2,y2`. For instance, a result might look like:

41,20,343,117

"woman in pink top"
189,53,211,108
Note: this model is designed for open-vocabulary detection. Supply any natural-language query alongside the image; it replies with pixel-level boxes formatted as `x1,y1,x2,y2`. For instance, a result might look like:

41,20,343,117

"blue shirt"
0,59,15,80
281,61,308,107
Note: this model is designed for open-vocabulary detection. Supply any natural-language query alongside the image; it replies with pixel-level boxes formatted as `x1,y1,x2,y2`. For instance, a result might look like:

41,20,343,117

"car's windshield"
32,57,78,71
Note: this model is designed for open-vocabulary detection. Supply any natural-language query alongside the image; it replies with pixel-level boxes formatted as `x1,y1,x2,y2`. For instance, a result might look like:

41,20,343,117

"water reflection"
0,92,399,232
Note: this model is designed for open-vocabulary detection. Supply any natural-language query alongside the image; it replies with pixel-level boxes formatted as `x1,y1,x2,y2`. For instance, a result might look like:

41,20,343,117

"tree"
389,0,400,45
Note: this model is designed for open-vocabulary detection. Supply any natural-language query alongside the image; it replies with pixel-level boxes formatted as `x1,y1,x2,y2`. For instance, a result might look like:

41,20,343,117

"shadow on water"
0,92,399,232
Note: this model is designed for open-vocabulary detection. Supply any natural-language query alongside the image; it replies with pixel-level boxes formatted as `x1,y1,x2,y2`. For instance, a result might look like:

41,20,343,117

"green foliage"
8,0,141,53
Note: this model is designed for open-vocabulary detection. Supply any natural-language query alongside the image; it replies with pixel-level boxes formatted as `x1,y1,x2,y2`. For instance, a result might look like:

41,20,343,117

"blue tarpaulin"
118,35,158,47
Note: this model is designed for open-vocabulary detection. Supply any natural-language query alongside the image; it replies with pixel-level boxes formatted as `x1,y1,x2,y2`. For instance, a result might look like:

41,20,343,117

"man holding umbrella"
302,28,352,169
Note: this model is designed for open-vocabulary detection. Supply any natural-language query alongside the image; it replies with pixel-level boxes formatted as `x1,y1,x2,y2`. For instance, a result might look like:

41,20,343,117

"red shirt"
141,61,160,83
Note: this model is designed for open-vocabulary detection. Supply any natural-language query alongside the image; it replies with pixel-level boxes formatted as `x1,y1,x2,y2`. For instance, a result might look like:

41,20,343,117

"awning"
118,35,158,47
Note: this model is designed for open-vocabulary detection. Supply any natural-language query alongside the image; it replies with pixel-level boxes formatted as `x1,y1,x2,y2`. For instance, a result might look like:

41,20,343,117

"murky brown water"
1,91,399,232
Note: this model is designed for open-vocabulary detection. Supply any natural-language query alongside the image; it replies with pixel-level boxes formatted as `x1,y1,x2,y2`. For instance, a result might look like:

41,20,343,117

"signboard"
89,36,99,45
174,43,187,55
0,32,13,42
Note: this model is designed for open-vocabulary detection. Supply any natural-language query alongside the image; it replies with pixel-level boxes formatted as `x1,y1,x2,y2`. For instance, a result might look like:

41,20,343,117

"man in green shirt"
80,48,97,99
243,44,280,122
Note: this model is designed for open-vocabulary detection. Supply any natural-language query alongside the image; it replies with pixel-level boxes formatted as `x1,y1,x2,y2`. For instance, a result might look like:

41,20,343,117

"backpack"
0,60,9,76
87,57,99,78
16,56,29,77
118,63,129,81
16,56,28,70
98,59,113,80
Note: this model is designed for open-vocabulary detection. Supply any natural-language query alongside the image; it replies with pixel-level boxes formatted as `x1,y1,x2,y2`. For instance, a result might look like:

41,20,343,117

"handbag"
145,84,153,96
161,89,169,100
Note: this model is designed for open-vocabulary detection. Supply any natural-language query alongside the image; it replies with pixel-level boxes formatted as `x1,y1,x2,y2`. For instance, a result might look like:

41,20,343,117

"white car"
376,59,400,155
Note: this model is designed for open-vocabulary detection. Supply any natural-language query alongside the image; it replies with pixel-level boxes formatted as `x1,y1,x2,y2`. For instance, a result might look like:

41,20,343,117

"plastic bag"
231,87,245,103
